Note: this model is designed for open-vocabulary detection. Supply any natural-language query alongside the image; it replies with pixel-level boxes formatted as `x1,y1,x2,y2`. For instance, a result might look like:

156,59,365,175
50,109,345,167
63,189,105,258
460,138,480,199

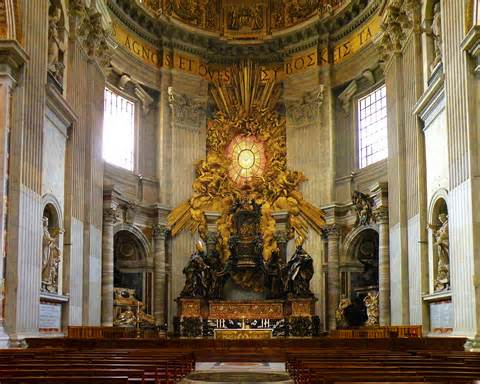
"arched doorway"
113,229,153,314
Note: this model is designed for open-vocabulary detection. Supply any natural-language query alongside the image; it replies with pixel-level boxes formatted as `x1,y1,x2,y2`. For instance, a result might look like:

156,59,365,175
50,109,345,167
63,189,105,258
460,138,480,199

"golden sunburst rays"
167,60,326,259
210,60,281,118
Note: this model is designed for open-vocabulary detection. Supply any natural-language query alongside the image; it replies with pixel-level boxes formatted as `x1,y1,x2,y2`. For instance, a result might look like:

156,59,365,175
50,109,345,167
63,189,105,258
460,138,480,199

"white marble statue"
42,217,61,293
47,4,65,82
428,213,450,291
364,291,379,327
430,2,442,72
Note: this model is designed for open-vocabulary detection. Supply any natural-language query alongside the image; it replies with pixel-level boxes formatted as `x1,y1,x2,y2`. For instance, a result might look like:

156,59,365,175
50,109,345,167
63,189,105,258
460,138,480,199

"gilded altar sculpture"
179,240,211,298
168,61,325,293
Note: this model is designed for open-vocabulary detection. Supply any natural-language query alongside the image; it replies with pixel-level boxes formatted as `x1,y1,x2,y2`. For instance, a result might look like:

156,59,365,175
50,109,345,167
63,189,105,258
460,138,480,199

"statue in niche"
41,217,61,293
283,244,314,298
47,3,65,84
335,295,352,328
363,291,379,327
266,250,284,299
428,213,450,292
352,191,375,227
430,2,442,72
179,240,210,298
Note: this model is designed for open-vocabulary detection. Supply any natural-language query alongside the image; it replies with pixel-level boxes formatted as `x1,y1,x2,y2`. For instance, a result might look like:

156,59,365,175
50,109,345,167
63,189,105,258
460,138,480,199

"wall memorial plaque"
39,302,62,333
430,300,453,334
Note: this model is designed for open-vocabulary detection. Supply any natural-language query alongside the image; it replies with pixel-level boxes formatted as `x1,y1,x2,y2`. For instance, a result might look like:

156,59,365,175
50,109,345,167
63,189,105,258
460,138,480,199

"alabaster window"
103,88,136,171
358,85,388,169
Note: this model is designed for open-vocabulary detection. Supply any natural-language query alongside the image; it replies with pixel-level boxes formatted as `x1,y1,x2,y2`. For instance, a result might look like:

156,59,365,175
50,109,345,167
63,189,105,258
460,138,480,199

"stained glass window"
358,85,388,168
227,135,266,185
103,88,135,171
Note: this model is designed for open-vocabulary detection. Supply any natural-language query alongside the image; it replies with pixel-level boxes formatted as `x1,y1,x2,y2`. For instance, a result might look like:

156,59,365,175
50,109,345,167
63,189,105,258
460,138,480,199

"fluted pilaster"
101,207,116,326
326,225,339,330
153,224,168,325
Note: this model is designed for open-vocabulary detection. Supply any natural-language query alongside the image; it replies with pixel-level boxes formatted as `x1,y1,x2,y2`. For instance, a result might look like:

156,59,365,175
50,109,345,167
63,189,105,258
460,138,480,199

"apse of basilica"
0,0,478,353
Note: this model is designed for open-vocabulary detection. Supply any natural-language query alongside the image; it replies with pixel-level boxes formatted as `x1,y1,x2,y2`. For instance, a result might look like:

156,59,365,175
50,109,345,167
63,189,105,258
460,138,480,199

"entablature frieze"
107,0,383,67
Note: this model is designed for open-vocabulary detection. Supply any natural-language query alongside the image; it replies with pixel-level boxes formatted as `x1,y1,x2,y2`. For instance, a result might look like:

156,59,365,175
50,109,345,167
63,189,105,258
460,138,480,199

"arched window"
103,88,136,171
357,85,387,168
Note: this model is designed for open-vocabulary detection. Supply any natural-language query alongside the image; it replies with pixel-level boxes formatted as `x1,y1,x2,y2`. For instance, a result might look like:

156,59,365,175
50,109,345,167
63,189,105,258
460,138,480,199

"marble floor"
181,362,293,383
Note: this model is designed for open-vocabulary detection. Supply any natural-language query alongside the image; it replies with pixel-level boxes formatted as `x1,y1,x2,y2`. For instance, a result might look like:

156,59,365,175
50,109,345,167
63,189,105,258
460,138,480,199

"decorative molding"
338,80,357,115
152,224,168,240
462,25,480,75
134,83,154,114
374,206,389,224
103,208,119,224
286,85,324,125
374,0,415,62
70,3,117,72
167,86,205,130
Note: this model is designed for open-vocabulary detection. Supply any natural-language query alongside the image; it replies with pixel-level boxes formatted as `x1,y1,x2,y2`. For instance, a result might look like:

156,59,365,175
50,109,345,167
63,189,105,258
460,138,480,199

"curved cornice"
108,0,381,64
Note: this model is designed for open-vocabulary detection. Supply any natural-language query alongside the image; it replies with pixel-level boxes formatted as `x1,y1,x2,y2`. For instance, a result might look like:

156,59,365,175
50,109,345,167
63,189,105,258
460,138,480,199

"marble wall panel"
449,181,476,336
407,214,423,325
68,218,84,325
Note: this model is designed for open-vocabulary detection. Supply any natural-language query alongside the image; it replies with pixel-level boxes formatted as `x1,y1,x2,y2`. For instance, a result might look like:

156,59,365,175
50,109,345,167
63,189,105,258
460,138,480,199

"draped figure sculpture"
364,291,379,327
283,245,314,298
42,217,61,293
428,213,450,292
179,240,210,298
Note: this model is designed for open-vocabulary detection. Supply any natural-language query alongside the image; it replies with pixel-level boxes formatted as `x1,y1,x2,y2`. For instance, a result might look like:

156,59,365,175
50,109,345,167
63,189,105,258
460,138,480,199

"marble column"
0,41,27,347
101,207,117,326
153,224,168,325
377,207,391,325
326,225,339,330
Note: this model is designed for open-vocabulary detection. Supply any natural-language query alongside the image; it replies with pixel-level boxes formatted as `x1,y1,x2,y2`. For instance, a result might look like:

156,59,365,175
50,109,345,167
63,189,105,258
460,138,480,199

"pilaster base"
0,325,9,348
464,337,480,352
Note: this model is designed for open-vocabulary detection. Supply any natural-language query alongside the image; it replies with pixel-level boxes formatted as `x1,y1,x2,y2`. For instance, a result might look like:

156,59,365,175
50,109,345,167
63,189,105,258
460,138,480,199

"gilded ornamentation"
352,190,375,227
226,4,264,31
0,1,6,38
178,298,204,318
290,299,315,317
214,329,272,339
162,0,346,35
113,288,156,326
208,301,284,319
427,213,450,292
286,85,325,125
364,291,379,326
41,217,62,293
168,87,205,130
168,61,325,266
47,2,66,85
